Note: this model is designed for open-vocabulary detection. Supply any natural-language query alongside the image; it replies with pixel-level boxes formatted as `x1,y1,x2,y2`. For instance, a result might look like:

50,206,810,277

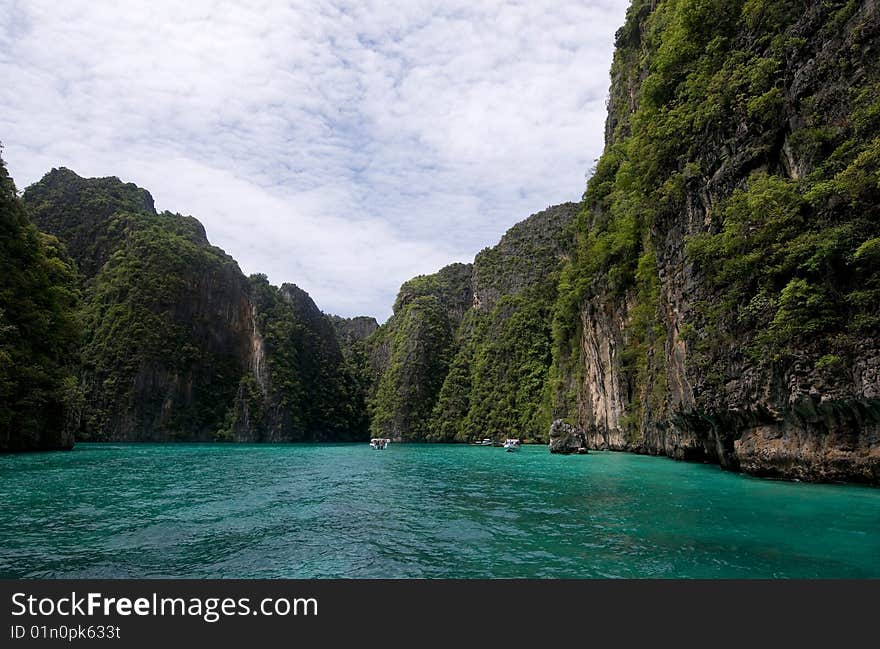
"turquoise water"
1,443,878,578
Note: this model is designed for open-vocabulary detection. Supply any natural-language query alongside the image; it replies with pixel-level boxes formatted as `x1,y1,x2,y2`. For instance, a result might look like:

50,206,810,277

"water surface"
1,443,878,578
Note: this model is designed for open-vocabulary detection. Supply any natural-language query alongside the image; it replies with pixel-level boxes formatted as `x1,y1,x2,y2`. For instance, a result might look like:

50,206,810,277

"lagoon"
1,443,878,578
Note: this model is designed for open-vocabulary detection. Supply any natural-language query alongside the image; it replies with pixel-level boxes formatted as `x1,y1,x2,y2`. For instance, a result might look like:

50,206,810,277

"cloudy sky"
0,0,629,320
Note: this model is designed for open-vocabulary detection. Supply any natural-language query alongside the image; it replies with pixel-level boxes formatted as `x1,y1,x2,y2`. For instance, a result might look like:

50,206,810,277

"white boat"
369,438,390,450
502,438,521,452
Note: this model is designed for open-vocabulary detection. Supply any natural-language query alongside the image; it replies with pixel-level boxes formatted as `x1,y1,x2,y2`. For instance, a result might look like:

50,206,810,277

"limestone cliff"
367,204,578,441
429,203,578,441
329,315,379,358
367,263,473,440
551,0,880,483
221,277,369,441
23,169,367,442
0,156,79,451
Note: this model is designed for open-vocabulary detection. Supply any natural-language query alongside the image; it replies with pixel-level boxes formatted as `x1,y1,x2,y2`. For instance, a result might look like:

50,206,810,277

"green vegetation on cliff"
329,315,379,359
25,168,249,440
368,204,577,442
552,0,880,436
0,153,80,451
368,264,470,440
428,204,579,442
218,276,369,441
22,168,370,443
428,287,556,442
78,210,247,439
24,168,156,279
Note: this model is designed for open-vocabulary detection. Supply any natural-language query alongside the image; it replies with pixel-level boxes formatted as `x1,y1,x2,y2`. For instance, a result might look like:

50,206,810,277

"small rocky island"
548,420,589,455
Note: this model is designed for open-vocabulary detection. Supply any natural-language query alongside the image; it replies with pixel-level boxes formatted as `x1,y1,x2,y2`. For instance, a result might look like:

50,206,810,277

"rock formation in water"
22,168,369,442
548,0,880,483
0,154,80,452
548,420,589,455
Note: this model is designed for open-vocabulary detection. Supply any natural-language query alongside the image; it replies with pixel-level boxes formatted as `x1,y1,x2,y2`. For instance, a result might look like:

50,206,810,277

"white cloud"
0,0,629,320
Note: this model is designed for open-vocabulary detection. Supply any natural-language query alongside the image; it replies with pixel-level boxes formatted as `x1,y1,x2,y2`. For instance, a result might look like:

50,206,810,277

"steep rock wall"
553,0,880,483
0,157,80,451
368,203,578,441
23,169,367,442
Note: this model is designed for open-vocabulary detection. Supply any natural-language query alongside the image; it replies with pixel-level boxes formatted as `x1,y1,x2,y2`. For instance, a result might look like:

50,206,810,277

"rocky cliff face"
551,0,880,484
472,203,578,313
329,315,379,358
429,203,578,442
22,169,368,443
25,168,156,279
222,277,369,441
0,156,79,452
25,170,256,441
368,204,577,441
367,262,473,440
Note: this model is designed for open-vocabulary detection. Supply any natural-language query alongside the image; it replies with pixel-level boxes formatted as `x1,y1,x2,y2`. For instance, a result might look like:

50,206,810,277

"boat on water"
471,437,493,446
370,438,391,450
502,438,521,452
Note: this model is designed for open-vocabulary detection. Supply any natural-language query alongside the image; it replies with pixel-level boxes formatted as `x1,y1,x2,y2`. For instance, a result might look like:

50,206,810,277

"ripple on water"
1,443,879,578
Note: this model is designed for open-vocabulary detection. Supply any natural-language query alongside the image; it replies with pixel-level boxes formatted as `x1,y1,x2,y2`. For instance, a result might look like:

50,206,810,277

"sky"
0,0,630,321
